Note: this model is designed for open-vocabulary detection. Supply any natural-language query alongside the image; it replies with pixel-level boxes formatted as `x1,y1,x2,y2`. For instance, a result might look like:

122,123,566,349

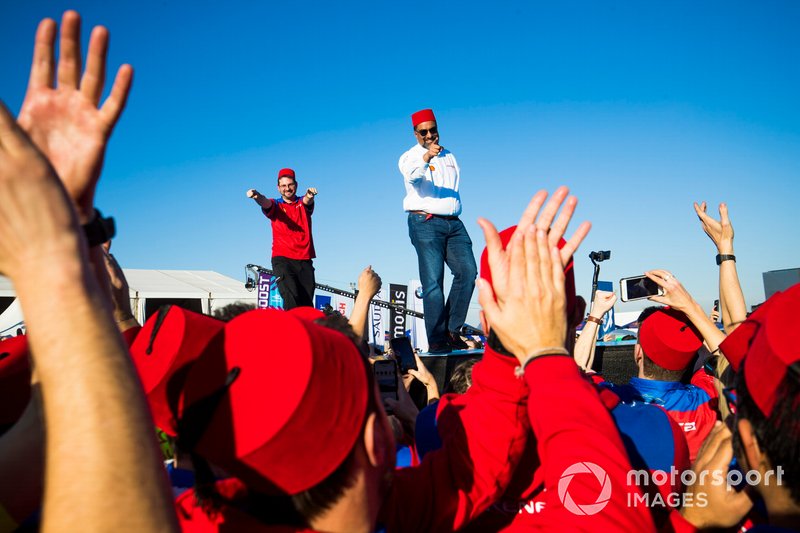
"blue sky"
2,0,799,324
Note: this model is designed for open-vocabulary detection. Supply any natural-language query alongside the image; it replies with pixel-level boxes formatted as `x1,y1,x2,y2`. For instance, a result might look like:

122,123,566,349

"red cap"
411,109,436,127
719,283,800,416
479,225,577,316
184,308,369,495
286,306,325,322
0,335,31,428
129,307,225,436
639,308,703,371
278,168,296,180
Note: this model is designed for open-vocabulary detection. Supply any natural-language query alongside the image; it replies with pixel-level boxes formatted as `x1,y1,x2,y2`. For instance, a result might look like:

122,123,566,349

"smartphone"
713,299,720,312
390,336,418,373
619,275,664,302
373,359,398,403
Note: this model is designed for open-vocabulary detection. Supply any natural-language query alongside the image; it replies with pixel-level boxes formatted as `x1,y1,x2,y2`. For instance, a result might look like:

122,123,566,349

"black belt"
409,211,459,221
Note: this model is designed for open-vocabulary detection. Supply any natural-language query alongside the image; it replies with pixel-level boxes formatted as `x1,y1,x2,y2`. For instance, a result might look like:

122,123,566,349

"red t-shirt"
263,198,315,260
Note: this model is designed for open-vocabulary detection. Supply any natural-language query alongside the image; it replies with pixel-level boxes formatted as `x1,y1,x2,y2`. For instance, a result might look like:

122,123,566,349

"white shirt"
398,143,462,216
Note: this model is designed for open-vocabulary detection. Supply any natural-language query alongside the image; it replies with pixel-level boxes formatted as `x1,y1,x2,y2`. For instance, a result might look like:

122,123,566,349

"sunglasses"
415,126,438,137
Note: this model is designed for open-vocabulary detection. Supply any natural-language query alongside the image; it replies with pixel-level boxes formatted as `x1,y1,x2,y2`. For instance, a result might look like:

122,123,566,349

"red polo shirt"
263,197,315,260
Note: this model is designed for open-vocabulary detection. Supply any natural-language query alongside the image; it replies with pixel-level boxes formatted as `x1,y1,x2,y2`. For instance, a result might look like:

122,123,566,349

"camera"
589,250,611,262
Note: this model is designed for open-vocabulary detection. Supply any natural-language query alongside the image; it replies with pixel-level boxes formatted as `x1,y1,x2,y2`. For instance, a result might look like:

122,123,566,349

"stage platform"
411,344,638,408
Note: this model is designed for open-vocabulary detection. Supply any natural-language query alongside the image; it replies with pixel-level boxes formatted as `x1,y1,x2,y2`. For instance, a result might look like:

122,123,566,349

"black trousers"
271,256,315,310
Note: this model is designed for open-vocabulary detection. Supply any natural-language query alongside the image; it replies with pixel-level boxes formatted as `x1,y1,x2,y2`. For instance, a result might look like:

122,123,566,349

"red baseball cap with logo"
278,168,295,180
479,225,577,316
411,109,436,127
129,306,225,436
639,308,703,371
719,282,800,416
182,308,369,495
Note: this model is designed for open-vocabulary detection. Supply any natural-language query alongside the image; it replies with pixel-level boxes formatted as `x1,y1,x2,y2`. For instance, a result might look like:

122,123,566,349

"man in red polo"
247,168,318,309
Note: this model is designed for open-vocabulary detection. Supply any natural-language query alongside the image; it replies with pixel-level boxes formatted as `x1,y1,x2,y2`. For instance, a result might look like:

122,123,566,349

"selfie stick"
589,251,611,305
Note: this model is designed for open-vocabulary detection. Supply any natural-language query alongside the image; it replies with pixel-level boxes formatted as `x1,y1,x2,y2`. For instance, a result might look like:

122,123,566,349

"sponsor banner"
257,272,284,309
369,288,388,348
408,279,427,352
315,295,332,311
389,284,408,339
332,295,351,317
257,272,271,309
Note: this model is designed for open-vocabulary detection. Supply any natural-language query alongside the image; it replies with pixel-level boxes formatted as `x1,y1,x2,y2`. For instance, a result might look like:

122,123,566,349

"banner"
257,272,284,309
389,283,408,339
369,288,388,348
408,280,427,352
315,294,332,311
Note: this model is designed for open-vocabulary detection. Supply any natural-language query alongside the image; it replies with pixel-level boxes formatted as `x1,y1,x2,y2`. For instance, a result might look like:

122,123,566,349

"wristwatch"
82,209,116,247
715,254,736,265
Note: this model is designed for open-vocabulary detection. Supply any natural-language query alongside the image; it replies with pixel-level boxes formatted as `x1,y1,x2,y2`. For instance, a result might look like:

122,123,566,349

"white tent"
0,270,257,328
124,270,256,322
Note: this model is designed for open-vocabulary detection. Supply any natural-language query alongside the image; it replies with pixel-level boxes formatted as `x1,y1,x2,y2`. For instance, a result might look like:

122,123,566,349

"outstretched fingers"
534,185,569,231
515,189,548,232
27,18,57,91
80,26,109,106
99,64,133,132
548,194,577,243
56,10,82,89
559,220,591,267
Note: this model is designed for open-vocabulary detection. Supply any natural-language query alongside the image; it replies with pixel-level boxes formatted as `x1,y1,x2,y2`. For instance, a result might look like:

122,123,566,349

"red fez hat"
639,308,702,371
183,308,369,495
129,306,225,436
479,225,577,316
278,168,296,180
0,335,31,428
286,306,325,322
411,109,436,128
719,283,800,416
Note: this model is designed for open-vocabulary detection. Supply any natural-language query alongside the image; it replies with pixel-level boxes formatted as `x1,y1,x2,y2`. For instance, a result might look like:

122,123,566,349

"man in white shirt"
398,109,477,354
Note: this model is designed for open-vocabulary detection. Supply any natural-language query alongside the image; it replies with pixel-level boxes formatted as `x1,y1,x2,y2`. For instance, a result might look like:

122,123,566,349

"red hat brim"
129,307,225,436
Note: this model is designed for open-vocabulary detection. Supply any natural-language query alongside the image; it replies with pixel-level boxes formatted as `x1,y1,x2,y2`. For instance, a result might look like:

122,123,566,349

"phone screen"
373,359,398,403
621,276,662,301
390,336,418,373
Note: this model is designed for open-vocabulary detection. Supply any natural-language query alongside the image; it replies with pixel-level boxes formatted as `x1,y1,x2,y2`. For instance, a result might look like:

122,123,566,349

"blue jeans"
408,213,478,346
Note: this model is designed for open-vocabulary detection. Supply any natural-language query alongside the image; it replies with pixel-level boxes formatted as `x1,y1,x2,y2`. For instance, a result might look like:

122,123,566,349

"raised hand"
478,226,567,362
305,187,318,198
645,269,696,313
0,101,81,280
356,265,382,299
693,201,734,254
589,289,617,318
17,11,133,223
477,189,591,361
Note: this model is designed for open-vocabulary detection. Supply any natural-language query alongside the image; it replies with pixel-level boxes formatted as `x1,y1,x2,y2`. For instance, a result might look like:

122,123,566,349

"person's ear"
634,344,644,366
363,412,389,468
737,418,764,472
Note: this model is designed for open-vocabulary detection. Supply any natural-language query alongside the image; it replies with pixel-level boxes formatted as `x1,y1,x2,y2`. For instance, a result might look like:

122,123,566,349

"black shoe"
427,342,451,355
448,332,469,350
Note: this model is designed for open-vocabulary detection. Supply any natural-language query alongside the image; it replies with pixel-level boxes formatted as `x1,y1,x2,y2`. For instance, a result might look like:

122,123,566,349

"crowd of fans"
0,10,798,533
